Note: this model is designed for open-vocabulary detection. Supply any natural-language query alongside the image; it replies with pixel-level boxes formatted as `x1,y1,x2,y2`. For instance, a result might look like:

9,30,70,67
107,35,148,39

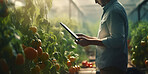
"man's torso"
96,0,128,72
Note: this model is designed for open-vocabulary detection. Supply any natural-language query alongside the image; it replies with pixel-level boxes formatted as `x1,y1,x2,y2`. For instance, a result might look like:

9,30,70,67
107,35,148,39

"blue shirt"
96,0,128,72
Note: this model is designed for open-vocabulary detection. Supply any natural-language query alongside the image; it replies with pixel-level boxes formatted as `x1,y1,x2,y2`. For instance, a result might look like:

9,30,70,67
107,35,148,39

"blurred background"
49,0,148,25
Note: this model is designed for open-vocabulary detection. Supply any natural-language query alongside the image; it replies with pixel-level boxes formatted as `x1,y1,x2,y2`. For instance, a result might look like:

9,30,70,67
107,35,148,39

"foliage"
0,0,88,73
130,22,148,47
129,21,148,68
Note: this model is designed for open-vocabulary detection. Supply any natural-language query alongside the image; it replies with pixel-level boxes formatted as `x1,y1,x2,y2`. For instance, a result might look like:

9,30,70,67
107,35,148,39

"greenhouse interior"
0,0,148,74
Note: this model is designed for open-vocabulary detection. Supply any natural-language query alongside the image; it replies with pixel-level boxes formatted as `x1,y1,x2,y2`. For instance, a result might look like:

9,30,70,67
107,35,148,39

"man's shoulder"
110,1,125,12
103,1,127,20
108,1,126,15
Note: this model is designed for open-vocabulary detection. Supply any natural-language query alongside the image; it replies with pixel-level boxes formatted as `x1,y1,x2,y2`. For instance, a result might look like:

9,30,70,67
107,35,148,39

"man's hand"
75,33,104,47
76,33,97,39
75,37,90,47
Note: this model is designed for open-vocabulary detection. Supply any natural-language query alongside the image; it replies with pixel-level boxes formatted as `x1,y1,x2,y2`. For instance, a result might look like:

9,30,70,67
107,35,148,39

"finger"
78,37,86,40
76,33,84,36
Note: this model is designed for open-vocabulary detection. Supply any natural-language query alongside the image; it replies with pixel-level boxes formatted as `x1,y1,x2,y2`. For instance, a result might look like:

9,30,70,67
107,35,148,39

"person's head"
95,0,110,7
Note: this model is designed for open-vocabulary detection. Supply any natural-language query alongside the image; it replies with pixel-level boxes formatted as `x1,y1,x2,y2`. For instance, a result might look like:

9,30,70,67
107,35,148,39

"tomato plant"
0,0,86,73
129,22,148,68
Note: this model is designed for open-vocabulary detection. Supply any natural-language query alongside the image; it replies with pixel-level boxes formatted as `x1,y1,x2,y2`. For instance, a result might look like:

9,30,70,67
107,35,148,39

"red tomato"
15,53,25,65
40,52,49,62
69,66,75,74
75,65,79,72
67,60,72,67
82,60,88,67
24,47,38,60
87,62,93,66
89,65,93,68
86,63,89,68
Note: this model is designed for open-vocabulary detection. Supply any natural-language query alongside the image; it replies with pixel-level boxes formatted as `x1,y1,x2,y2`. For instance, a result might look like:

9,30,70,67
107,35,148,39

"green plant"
130,21,148,68
0,0,88,73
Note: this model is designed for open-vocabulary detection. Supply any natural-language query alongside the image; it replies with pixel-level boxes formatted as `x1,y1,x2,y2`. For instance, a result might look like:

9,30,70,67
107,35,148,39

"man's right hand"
75,36,90,47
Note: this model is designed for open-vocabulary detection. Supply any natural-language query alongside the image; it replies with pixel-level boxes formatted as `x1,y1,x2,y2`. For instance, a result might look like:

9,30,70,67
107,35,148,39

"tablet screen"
60,22,79,40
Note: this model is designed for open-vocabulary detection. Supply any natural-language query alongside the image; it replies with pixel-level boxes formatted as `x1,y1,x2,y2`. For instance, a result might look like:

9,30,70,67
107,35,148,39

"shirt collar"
103,0,117,11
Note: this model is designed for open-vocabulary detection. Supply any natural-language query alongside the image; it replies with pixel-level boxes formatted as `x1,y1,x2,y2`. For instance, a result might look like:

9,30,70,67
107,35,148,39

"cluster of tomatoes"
23,26,61,73
16,26,44,73
66,55,80,74
0,24,79,74
22,46,60,73
0,26,57,74
82,60,94,68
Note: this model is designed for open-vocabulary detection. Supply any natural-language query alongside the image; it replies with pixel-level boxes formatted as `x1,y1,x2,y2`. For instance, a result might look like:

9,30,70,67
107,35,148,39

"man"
75,0,128,74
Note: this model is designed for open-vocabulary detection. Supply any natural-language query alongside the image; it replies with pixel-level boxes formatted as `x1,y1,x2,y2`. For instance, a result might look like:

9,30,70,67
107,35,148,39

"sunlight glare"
15,0,25,7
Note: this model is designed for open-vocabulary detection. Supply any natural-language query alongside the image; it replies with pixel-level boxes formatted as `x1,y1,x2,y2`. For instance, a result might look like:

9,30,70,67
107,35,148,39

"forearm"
76,37,105,47
88,39,104,46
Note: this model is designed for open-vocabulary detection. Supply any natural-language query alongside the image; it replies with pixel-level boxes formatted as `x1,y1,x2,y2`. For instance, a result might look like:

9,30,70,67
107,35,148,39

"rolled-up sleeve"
102,8,125,48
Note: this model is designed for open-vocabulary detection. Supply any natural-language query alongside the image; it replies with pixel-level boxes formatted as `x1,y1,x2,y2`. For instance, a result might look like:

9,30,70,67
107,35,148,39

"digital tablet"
60,22,79,41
